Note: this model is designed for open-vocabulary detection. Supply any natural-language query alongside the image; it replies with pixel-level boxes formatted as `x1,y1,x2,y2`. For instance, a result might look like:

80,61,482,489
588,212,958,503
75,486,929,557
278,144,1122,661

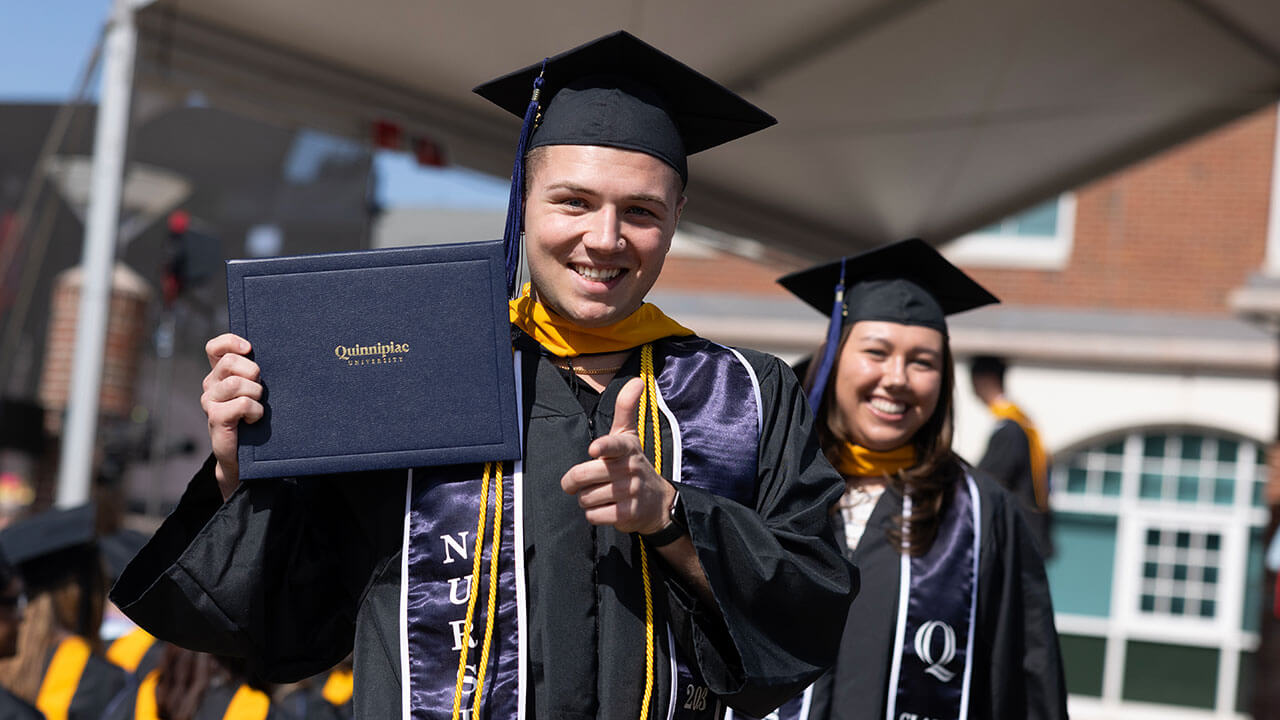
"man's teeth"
574,265,622,281
870,398,906,415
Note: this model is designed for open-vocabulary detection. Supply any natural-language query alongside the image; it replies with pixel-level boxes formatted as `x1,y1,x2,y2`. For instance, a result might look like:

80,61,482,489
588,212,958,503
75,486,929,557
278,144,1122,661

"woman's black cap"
473,30,776,184
778,238,999,334
0,504,97,591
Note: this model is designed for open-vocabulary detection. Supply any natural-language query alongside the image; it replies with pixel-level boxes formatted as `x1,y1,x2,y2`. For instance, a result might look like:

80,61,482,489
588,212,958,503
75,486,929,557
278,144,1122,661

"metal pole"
54,0,137,508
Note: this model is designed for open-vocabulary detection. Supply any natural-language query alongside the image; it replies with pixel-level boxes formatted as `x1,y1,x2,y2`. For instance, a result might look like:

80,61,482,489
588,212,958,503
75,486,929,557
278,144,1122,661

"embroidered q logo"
913,620,957,682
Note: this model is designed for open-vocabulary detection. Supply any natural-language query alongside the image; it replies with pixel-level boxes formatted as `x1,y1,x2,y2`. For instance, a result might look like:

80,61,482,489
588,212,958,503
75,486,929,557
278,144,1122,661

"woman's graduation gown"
806,470,1067,720
34,636,127,720
111,335,856,719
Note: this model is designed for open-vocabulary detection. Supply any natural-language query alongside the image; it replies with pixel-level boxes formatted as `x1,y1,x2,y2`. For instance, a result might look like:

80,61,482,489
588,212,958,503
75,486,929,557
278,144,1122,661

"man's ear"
675,195,688,224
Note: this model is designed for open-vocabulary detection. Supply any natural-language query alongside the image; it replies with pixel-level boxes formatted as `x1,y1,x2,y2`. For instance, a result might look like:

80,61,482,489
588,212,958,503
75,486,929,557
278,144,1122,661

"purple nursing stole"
402,340,761,720
401,463,524,720
886,472,981,720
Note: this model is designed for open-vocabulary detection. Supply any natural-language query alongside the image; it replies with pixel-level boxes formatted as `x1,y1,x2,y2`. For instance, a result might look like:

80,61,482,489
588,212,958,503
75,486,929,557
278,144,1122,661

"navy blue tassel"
806,258,847,410
503,60,547,298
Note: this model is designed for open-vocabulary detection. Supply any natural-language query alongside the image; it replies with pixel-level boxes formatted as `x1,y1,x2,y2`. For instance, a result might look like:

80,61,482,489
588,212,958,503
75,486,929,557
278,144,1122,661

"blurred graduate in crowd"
0,505,126,720
764,239,1066,720
99,645,288,720
970,355,1054,558
276,657,353,720
0,547,43,718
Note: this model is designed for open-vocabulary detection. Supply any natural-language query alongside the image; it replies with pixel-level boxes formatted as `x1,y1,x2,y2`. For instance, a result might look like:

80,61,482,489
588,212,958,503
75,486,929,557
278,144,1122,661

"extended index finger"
206,333,252,370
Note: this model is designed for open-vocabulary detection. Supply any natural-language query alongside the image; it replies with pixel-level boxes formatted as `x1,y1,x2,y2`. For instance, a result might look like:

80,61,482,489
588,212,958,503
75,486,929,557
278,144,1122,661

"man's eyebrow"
543,182,670,210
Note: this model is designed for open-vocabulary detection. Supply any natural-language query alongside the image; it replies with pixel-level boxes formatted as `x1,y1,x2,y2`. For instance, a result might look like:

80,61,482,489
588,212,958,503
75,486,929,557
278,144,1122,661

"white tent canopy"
129,0,1280,260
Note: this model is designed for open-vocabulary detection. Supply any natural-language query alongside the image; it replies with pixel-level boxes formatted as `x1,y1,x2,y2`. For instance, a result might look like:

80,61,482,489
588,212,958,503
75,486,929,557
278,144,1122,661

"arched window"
1046,428,1267,715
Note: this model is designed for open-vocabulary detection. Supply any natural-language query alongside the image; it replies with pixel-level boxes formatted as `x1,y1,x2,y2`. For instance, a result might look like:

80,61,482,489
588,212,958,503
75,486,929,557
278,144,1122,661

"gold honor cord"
636,343,662,720
451,461,504,720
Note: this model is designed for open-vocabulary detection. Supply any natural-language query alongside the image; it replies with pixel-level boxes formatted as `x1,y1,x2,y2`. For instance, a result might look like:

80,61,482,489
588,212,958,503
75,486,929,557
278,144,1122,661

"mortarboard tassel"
502,60,547,298
806,258,847,411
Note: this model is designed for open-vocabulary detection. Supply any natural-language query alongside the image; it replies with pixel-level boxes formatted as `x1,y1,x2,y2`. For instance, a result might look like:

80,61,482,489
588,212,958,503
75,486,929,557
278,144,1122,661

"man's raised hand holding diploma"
200,332,261,500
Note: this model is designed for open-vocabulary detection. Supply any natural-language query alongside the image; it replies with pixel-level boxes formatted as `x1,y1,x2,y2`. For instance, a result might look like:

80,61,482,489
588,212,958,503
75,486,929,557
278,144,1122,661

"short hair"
970,355,1007,383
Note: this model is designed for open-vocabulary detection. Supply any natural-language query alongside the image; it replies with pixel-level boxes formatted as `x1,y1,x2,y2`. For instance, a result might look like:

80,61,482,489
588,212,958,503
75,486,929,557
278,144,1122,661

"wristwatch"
641,488,685,547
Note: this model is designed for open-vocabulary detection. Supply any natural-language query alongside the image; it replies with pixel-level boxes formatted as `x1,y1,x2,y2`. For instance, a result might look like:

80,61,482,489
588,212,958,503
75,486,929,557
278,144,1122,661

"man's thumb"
609,377,645,437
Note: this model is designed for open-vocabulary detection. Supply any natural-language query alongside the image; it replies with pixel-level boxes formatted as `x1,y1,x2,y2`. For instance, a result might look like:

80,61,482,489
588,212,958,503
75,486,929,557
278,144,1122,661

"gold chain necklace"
554,361,622,375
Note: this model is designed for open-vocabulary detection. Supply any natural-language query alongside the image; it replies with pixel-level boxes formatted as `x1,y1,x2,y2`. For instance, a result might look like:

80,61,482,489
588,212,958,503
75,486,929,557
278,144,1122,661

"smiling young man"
112,31,855,719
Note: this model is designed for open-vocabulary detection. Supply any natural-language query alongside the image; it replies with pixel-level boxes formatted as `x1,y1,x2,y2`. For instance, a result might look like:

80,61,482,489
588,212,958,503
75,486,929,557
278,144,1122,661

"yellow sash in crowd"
36,635,91,720
322,667,354,706
989,399,1050,510
831,443,917,478
509,284,692,357
106,627,156,673
134,670,160,720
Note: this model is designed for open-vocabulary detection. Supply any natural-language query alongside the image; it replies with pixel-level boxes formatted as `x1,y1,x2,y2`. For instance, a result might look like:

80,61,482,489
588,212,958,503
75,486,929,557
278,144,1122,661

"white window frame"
1049,428,1266,718
942,193,1076,270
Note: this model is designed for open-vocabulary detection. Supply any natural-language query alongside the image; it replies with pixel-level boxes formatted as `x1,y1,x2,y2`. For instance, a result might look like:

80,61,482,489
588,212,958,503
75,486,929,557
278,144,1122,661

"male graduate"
112,31,856,719
970,355,1053,558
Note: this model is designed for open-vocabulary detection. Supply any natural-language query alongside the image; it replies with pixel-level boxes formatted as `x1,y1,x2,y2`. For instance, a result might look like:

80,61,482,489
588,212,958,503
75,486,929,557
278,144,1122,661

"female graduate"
777,239,1068,720
0,505,127,720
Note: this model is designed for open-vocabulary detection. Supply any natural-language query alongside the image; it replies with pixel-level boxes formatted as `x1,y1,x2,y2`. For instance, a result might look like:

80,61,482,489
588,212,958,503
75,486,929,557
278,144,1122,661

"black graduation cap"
473,30,776,297
0,504,97,590
778,238,998,408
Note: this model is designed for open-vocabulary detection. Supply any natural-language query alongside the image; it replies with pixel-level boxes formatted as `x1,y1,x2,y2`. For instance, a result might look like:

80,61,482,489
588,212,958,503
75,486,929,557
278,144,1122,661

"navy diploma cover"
226,240,521,479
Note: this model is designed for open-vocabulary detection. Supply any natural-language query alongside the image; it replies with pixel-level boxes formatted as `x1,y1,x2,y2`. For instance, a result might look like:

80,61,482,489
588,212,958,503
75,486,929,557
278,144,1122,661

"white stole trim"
512,350,529,720
399,471,413,720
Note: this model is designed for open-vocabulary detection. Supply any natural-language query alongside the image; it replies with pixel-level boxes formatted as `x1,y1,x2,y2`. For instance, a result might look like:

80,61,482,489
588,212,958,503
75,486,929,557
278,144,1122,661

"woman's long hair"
805,322,963,556
0,578,90,702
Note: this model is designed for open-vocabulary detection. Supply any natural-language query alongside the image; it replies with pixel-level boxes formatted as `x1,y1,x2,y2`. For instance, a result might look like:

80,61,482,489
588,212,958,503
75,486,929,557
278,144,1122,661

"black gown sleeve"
971,475,1068,720
67,654,127,720
0,688,43,720
977,421,1029,494
109,455,402,682
671,352,857,716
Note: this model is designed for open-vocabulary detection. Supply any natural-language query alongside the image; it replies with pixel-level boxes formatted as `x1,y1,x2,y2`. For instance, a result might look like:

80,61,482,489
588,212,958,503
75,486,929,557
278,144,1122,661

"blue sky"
0,0,508,209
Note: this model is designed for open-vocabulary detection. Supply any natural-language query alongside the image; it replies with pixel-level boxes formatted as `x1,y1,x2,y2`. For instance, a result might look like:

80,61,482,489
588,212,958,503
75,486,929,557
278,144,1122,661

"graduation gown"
34,636,127,720
977,420,1053,558
112,334,855,719
806,470,1067,720
0,687,44,720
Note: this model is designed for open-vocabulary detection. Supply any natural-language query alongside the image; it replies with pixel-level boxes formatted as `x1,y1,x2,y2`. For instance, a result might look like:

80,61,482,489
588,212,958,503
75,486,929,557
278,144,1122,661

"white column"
54,0,138,507
1265,102,1280,276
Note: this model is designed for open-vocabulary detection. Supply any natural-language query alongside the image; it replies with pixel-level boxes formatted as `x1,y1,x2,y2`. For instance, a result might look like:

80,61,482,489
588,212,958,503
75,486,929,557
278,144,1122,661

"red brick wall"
962,105,1276,313
652,249,801,297
39,266,151,435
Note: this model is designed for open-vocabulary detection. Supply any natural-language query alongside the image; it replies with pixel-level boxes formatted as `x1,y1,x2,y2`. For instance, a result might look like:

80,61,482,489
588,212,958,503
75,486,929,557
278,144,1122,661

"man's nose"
583,205,622,251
